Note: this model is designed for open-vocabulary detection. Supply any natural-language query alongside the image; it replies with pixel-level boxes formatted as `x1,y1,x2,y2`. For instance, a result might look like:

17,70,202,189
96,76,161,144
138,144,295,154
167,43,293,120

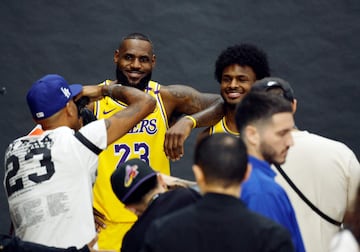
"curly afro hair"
214,44,270,83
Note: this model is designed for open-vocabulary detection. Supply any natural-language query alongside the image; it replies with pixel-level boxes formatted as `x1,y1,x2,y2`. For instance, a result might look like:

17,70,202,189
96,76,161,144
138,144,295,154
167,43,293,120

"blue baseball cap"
27,74,83,119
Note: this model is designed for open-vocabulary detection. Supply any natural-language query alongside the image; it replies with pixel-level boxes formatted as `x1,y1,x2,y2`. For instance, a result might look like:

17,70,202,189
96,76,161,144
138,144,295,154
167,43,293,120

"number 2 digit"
5,147,55,197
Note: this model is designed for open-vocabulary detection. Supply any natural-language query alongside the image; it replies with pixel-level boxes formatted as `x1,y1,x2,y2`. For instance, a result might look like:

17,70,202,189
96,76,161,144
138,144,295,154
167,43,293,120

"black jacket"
141,193,295,252
122,187,200,252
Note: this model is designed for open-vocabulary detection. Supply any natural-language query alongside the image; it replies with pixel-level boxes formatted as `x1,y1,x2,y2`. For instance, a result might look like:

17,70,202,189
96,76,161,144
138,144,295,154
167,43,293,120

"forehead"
119,39,153,56
222,64,256,79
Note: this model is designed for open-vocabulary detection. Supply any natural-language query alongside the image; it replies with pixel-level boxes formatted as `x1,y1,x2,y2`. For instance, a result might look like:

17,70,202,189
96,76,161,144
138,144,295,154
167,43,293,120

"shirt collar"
248,155,276,178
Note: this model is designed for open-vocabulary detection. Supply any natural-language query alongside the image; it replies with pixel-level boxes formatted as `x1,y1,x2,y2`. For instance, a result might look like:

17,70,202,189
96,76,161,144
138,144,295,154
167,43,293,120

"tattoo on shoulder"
167,86,190,99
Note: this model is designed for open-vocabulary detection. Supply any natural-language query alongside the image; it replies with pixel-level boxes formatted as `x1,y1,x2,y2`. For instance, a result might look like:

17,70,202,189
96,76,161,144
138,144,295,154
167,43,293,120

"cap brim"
69,84,82,98
122,173,157,203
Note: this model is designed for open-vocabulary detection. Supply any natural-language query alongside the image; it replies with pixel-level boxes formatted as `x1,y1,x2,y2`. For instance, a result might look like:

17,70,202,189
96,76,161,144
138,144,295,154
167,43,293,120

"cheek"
143,63,153,73
219,84,228,95
117,60,127,68
243,83,253,91
264,135,283,151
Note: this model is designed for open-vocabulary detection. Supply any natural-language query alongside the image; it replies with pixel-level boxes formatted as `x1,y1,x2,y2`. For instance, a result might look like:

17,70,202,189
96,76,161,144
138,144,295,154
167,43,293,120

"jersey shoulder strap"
74,131,102,155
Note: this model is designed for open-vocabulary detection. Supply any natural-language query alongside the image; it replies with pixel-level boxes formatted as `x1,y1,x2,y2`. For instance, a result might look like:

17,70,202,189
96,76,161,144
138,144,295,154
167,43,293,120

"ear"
292,99,297,114
156,173,167,190
244,125,259,146
242,163,252,183
151,54,156,68
65,102,76,117
192,164,204,186
114,49,120,63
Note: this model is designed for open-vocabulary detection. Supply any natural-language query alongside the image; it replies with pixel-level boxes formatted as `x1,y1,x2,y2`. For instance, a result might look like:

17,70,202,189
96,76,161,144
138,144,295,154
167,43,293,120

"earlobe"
245,125,259,146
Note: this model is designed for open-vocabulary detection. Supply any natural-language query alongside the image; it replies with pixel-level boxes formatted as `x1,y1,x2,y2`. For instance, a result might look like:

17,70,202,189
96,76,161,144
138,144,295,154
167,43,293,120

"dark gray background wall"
1,0,359,233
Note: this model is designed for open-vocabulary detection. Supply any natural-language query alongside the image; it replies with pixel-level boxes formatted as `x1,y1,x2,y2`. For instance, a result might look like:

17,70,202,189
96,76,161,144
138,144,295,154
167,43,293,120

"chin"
225,100,238,108
128,81,140,87
276,158,286,165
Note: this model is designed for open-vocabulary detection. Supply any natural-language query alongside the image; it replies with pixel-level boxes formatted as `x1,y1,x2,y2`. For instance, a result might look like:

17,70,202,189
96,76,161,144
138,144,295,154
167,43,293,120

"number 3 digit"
5,147,55,197
26,148,55,183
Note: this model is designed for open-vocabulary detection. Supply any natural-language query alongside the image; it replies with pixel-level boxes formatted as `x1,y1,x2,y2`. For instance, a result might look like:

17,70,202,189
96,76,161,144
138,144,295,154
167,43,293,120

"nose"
130,58,141,69
286,133,294,147
229,79,239,88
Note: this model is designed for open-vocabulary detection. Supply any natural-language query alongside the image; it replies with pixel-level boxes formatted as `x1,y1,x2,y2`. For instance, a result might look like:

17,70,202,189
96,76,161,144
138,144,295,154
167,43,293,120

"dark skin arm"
80,84,156,146
160,84,221,119
161,85,224,160
86,82,223,160
93,207,106,232
160,85,224,160
196,127,212,145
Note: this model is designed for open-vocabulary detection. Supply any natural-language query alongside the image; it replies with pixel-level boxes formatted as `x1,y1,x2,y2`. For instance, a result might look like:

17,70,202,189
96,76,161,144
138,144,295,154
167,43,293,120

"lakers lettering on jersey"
93,80,170,222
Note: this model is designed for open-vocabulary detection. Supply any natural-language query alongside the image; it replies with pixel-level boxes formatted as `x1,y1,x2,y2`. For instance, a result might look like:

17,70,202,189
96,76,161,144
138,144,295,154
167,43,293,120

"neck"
200,184,241,198
246,146,264,161
223,106,238,133
142,186,167,206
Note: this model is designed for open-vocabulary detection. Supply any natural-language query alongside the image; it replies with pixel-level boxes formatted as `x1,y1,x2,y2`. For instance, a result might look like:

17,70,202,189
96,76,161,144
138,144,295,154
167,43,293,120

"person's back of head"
251,76,297,115
235,91,293,136
214,43,270,83
235,91,295,165
193,133,249,191
251,77,295,102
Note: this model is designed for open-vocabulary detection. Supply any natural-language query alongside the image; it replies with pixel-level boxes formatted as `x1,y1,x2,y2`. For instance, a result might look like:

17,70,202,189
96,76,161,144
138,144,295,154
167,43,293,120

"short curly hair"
214,44,270,83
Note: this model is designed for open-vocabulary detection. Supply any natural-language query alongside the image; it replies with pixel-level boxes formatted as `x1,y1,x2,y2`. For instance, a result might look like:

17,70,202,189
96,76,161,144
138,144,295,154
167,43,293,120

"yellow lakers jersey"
209,117,240,136
92,80,170,222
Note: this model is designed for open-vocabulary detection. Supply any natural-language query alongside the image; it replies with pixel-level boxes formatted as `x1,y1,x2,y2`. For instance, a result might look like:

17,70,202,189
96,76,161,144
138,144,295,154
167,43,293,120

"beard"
259,141,286,166
116,66,152,91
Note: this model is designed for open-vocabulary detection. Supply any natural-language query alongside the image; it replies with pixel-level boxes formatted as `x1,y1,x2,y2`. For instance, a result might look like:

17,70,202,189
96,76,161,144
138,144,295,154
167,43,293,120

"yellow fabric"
209,117,240,136
92,80,170,250
97,220,133,251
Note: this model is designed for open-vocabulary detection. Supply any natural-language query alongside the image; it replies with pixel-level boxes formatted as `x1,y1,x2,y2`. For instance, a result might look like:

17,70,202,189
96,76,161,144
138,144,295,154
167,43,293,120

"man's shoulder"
294,130,355,155
162,187,201,201
13,126,71,142
153,201,196,226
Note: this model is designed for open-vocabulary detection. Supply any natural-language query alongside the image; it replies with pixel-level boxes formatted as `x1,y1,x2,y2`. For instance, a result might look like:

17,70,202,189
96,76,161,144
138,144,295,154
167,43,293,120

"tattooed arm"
160,85,224,160
81,84,156,146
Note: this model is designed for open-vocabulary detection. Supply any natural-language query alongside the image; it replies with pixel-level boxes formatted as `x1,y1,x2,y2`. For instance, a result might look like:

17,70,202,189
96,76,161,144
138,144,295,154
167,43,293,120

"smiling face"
114,39,156,90
220,64,257,107
257,112,294,165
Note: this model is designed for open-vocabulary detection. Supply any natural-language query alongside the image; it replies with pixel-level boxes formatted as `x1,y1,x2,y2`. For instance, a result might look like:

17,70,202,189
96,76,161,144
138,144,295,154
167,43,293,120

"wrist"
101,85,109,97
101,84,122,97
184,115,197,129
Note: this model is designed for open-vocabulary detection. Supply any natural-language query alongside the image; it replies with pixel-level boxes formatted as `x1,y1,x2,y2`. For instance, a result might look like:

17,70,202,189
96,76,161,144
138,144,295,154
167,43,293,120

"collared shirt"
241,156,305,252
